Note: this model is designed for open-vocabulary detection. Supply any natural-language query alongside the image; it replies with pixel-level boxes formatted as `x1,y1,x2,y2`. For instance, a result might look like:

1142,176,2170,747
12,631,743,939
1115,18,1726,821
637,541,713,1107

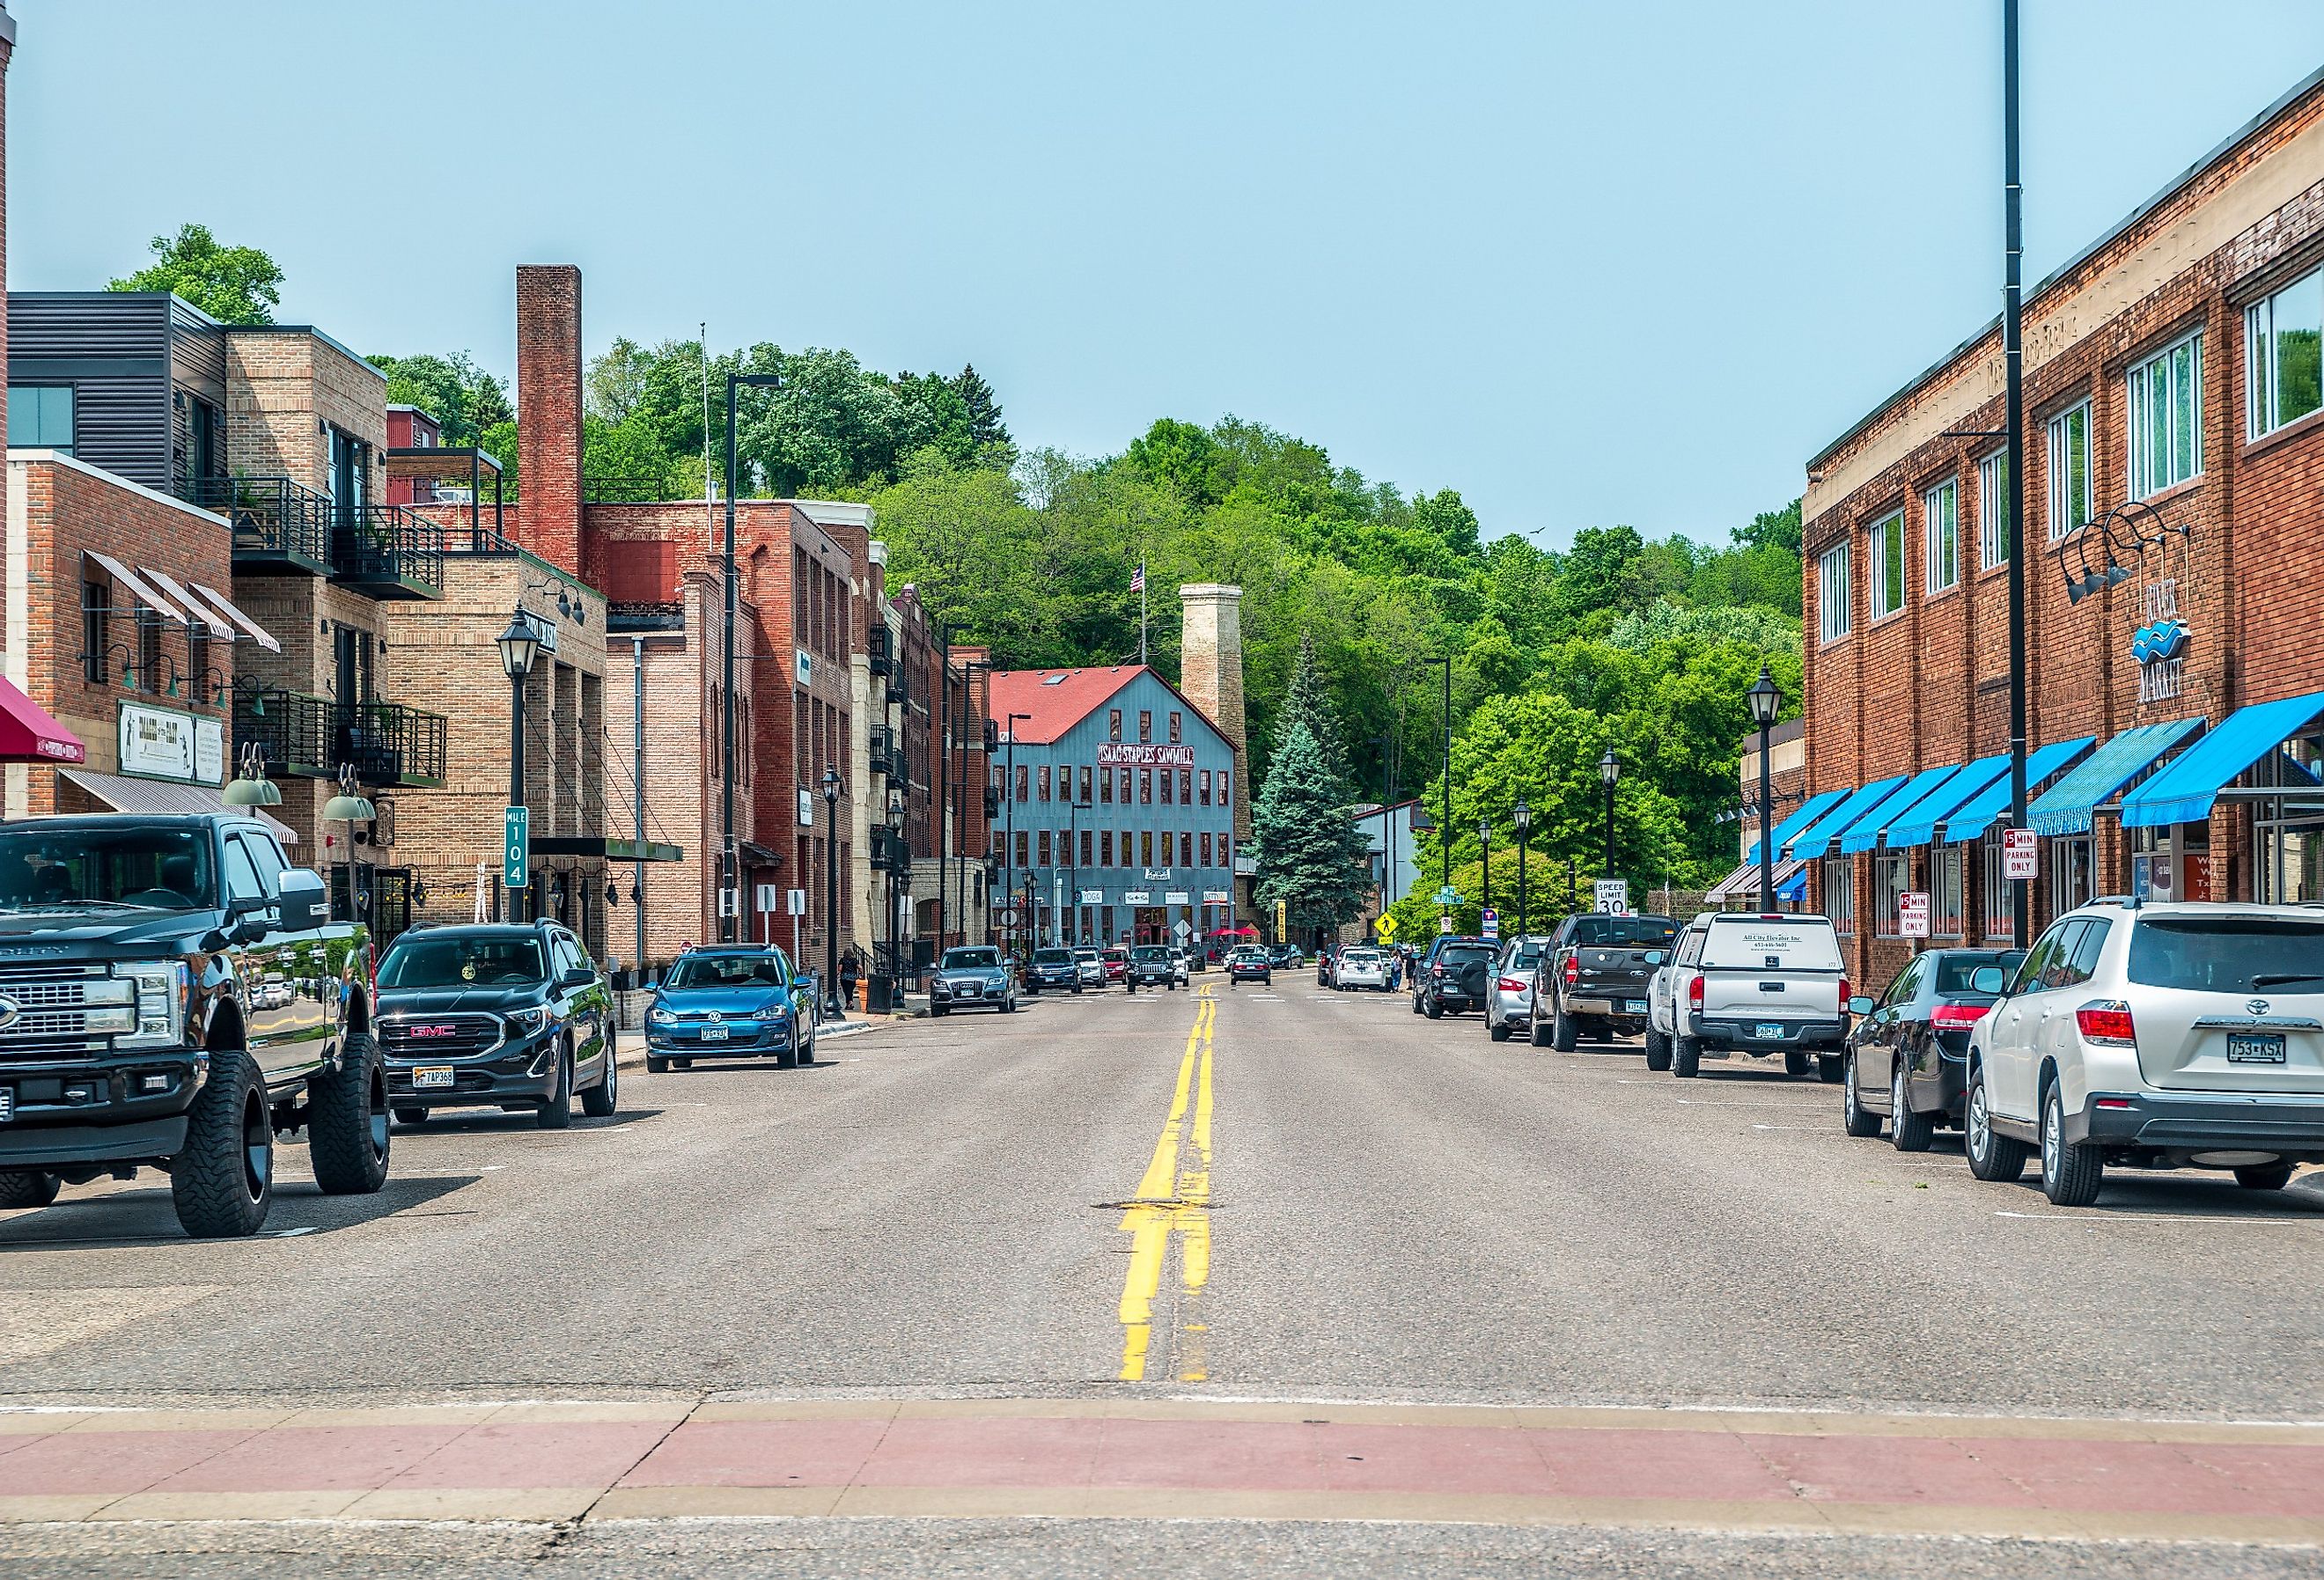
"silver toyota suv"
1963,900,2324,1206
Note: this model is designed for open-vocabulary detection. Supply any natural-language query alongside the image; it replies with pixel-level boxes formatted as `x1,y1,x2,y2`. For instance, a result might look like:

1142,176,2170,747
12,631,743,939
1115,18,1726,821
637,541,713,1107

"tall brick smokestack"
514,265,584,576
0,6,17,565
1178,584,1248,845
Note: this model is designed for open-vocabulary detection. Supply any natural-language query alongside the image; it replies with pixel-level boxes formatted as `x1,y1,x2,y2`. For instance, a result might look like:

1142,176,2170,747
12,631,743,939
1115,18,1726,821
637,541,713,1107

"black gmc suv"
0,813,389,1238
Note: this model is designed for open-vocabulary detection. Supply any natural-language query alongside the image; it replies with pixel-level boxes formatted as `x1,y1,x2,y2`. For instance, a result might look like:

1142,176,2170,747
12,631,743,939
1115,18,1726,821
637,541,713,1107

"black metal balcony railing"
186,475,335,574
873,829,913,874
982,784,1001,819
332,504,445,600
886,668,909,707
582,474,672,504
232,689,447,789
607,600,685,633
867,627,894,677
869,725,897,778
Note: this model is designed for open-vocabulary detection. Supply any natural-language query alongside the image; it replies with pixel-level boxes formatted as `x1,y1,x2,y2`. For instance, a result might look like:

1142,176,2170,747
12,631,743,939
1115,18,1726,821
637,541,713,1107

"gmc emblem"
408,1025,456,1039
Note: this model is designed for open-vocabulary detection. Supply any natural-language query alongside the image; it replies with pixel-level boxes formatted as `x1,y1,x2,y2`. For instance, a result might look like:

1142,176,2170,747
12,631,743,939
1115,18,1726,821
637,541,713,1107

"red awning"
0,676,85,764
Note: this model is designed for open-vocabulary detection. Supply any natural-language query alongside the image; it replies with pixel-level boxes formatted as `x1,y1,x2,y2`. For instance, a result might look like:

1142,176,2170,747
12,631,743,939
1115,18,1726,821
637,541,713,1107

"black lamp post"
885,790,906,1010
721,370,782,943
496,607,541,922
1746,665,1783,912
820,764,843,1018
1513,798,1531,936
1001,710,1031,961
1599,747,1621,886
1478,815,1492,915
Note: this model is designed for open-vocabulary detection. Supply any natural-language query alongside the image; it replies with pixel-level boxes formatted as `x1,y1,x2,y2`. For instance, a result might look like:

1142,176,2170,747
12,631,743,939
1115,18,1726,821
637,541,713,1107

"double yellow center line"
1114,984,1216,1382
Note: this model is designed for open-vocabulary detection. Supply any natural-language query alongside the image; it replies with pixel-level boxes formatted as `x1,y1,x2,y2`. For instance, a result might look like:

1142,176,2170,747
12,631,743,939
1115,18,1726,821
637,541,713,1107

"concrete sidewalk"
1,1397,2319,1541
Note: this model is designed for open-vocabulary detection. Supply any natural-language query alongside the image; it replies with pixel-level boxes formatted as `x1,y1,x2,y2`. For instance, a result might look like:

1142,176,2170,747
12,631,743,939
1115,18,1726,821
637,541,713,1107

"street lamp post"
1002,711,1031,963
1478,815,1491,915
1599,748,1622,885
1747,665,1783,912
1430,658,1453,888
820,764,843,1018
886,791,905,1010
1513,799,1531,936
495,608,541,922
720,370,781,944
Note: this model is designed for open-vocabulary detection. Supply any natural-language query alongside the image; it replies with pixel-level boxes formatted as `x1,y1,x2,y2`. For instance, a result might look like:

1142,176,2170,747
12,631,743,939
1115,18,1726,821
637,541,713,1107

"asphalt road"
3,977,2320,1576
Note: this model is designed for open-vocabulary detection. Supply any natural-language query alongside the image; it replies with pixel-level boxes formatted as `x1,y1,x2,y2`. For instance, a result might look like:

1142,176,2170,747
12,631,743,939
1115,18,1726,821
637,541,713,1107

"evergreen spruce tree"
1252,722,1375,936
949,364,1015,466
1274,633,1351,789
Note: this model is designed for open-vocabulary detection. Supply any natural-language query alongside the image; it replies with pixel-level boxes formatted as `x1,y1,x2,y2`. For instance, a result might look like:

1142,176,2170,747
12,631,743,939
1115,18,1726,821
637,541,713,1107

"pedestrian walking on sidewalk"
839,947,862,1012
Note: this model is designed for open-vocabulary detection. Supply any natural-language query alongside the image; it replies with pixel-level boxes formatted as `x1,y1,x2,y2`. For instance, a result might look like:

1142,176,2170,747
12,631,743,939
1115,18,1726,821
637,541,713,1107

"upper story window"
1038,764,1052,802
2247,266,2321,439
1199,769,1212,805
1138,709,1152,743
1077,765,1092,805
2046,400,2092,541
1923,480,1958,594
1099,767,1114,804
1169,711,1181,743
10,386,73,453
1108,708,1122,742
1818,540,1851,644
1977,449,2010,570
2127,331,2202,498
1869,511,1905,621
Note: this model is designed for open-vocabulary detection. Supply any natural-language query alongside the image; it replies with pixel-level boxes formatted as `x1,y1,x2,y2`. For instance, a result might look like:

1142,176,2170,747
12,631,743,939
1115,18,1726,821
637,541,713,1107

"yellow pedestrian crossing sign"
1374,914,1399,941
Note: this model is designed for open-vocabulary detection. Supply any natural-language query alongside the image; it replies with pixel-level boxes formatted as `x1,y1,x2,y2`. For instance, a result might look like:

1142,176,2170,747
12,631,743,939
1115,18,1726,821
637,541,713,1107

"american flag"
1130,562,1146,593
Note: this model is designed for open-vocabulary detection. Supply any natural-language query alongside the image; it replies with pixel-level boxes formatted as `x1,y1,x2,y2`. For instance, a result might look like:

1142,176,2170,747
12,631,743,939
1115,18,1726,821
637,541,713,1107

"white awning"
84,550,188,625
1703,857,1805,905
57,768,298,845
188,582,284,654
142,568,236,642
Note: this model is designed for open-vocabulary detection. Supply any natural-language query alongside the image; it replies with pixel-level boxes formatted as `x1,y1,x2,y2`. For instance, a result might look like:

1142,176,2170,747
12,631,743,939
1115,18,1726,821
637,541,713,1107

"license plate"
1756,1023,1784,1040
699,1025,730,1042
1627,1000,1648,1014
2226,1033,2286,1064
413,1066,454,1090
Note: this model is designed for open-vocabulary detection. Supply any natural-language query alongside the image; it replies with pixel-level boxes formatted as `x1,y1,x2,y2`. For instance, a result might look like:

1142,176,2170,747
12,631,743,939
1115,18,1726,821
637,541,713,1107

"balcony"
233,690,448,789
872,828,913,874
186,476,334,577
867,626,894,678
607,600,685,634
332,505,445,599
982,784,1001,819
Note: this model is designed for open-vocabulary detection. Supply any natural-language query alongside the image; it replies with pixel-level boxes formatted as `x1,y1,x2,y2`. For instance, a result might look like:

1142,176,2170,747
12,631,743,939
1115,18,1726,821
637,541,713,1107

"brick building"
1793,64,2324,988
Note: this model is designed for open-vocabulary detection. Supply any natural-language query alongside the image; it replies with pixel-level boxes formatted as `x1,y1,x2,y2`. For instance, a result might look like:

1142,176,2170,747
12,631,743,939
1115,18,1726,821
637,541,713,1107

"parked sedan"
1225,947,1272,984
1841,947,2021,1148
1025,946,1084,995
1486,935,1550,1042
1100,947,1129,986
644,946,815,1071
930,946,1019,1016
1334,946,1389,990
378,921,615,1128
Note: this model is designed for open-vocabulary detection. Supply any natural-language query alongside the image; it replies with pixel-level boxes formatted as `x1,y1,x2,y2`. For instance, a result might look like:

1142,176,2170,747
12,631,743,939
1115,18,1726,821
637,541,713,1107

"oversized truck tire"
0,1172,61,1209
172,1047,274,1238
310,1032,391,1195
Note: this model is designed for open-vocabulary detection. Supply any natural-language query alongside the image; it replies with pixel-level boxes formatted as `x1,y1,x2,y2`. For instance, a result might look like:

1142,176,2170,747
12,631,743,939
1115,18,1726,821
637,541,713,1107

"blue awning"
1941,737,2098,843
1837,765,1963,855
1784,775,1906,861
2121,692,2324,829
2027,717,2205,835
1776,867,1808,902
1880,754,2010,851
1772,788,1849,849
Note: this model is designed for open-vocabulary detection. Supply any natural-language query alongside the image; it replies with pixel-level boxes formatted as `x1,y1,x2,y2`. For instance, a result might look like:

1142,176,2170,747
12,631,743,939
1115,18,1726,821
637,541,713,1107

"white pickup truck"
1644,912,1850,1080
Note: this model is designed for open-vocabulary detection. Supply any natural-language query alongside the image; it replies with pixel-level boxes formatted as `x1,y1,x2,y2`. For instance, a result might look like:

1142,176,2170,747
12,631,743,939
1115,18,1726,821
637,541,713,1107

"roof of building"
1806,61,2324,475
986,665,1225,747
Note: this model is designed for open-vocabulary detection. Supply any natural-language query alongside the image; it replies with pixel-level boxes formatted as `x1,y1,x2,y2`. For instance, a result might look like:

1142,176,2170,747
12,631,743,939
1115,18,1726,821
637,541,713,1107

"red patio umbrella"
1210,924,1257,937
0,676,84,765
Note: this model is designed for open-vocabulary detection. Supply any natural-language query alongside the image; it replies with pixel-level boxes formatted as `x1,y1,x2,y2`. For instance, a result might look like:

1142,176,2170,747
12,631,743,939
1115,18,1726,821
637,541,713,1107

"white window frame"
1822,861,1855,934
2247,265,2324,440
1977,448,2010,570
1982,834,2014,940
1923,479,1959,593
1872,854,1908,938
1818,540,1851,645
1931,846,1965,937
2045,400,2092,543
2126,330,2203,499
1869,511,1906,621
2048,836,2095,917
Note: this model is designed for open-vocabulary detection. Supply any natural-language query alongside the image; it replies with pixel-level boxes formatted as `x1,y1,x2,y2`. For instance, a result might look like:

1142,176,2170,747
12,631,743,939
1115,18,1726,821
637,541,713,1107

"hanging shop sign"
117,702,223,785
1097,742,1195,768
2131,576,2188,705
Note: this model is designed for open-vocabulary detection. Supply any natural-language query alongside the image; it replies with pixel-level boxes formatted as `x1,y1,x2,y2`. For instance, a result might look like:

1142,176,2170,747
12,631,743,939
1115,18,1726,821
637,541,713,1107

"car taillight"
1498,977,1526,993
1837,978,1849,1011
1688,975,1703,1010
1563,958,1579,987
1431,963,1445,976
1930,1003,1987,1028
2076,1001,2136,1046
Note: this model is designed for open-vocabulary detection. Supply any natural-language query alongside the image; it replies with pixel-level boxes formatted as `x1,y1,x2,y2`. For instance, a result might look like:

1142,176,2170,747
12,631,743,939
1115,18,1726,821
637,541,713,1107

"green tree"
949,363,1013,464
1275,633,1351,785
368,352,513,448
1252,723,1374,937
109,224,283,325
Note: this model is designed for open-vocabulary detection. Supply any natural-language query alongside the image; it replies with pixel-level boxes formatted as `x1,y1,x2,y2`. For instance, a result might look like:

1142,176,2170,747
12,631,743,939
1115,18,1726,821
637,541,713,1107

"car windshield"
2127,917,2324,993
1342,950,1379,964
0,825,216,912
1569,915,1678,947
943,948,1002,970
1441,945,1495,966
380,934,546,988
1033,949,1073,965
1132,946,1170,960
666,953,788,989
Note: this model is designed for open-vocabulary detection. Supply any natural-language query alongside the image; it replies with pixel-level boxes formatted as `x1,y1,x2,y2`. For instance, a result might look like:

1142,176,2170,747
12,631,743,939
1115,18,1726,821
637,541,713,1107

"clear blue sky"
11,2,2323,548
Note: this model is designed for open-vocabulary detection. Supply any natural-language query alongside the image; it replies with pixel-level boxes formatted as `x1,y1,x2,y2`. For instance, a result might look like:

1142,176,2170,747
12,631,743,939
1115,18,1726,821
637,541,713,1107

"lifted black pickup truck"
0,813,389,1237
1531,912,1679,1049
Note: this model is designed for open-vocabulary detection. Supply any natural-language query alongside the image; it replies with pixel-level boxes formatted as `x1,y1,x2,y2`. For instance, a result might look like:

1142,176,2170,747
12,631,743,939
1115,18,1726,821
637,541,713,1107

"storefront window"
1932,847,1965,937
1982,835,2014,939
1872,855,1908,937
2048,836,2095,915
1823,862,1855,934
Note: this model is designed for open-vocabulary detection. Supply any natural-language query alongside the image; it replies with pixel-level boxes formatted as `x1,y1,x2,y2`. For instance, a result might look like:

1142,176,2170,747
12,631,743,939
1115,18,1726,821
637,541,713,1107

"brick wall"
515,266,584,577
1800,72,2324,986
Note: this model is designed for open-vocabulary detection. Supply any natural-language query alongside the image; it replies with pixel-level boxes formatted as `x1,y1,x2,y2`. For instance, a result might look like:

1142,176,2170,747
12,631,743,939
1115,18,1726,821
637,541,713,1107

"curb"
613,1017,880,1069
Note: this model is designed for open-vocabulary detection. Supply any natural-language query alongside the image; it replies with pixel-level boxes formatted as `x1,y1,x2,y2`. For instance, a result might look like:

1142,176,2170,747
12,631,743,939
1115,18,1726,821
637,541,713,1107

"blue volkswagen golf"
644,947,816,1071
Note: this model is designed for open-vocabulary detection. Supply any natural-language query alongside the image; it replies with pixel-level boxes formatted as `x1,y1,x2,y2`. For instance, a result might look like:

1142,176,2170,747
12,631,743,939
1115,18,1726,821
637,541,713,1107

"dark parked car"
930,946,1017,1015
1025,946,1084,995
1225,946,1272,984
378,922,615,1126
1415,937,1497,1018
1532,913,1679,1049
1128,944,1178,989
1841,946,2023,1149
0,812,387,1238
1269,943,1305,970
644,946,816,1069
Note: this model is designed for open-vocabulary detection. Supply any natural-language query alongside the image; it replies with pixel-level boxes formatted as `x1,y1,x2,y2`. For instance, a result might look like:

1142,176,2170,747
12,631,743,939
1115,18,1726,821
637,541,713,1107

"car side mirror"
1970,966,2005,996
1848,995,1875,1015
1643,950,1665,966
276,869,327,932
562,966,596,988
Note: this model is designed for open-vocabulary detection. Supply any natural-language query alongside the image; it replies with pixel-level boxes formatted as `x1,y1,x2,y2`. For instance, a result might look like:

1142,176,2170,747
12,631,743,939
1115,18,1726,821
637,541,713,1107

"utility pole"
720,370,780,944
633,635,646,979
935,626,951,952
2003,0,2032,945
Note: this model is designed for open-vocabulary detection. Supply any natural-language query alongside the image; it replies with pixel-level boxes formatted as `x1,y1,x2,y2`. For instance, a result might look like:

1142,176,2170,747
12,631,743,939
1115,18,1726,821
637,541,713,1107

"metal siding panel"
67,378,172,489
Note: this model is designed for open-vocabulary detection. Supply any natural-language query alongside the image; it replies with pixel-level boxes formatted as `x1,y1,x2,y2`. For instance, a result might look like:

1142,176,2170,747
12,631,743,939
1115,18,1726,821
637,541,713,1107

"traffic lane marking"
1114,995,1216,1383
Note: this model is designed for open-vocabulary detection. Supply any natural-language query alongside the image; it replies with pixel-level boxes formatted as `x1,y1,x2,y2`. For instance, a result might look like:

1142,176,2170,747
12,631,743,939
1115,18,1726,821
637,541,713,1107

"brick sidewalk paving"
1,1399,2319,1542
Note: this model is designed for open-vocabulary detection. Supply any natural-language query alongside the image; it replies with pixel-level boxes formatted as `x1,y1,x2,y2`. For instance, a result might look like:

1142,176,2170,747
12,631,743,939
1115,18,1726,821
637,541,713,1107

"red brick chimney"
0,7,18,555
514,265,584,575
